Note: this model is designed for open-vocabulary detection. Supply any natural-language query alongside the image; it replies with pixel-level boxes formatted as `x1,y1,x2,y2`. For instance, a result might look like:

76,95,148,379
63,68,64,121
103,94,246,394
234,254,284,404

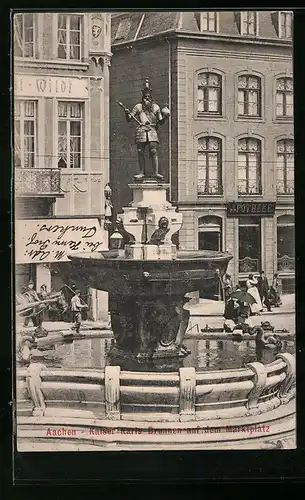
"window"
276,139,294,195
197,137,223,196
58,102,83,169
279,11,293,38
241,11,258,36
277,215,295,272
239,217,261,273
14,100,37,168
238,75,261,117
198,73,221,114
14,13,35,58
200,12,217,32
276,77,293,118
198,216,222,251
238,138,261,195
58,14,82,60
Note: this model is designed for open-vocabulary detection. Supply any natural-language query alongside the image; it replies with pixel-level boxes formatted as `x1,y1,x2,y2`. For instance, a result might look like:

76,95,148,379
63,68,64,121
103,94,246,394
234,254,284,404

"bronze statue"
117,79,170,181
148,217,170,245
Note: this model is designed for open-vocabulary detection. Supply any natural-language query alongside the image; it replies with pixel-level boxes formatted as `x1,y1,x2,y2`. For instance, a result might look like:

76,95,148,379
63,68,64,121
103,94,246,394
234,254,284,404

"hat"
141,78,152,97
28,280,34,285
75,289,81,294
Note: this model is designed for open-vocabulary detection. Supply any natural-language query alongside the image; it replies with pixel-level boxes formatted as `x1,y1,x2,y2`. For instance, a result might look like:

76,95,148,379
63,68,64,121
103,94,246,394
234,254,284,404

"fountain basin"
68,250,232,296
16,350,296,450
68,250,232,358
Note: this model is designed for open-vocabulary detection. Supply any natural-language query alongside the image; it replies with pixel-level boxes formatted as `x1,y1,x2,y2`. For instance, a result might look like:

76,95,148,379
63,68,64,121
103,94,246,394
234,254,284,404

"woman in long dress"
246,273,263,314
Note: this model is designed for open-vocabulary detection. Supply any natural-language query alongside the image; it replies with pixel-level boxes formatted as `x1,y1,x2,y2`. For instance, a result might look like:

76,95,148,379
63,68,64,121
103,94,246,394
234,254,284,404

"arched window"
277,215,295,272
276,77,293,117
237,75,261,117
237,137,261,195
197,72,222,114
197,137,222,196
276,139,294,194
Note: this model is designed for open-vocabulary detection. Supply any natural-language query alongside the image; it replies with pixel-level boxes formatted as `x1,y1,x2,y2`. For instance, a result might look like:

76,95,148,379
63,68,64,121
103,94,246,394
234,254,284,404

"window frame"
57,100,84,170
197,136,223,197
276,138,294,195
197,72,222,116
240,11,259,36
237,74,261,118
14,99,38,169
278,11,293,39
14,13,36,58
56,13,83,61
199,12,219,33
237,137,262,196
275,76,293,119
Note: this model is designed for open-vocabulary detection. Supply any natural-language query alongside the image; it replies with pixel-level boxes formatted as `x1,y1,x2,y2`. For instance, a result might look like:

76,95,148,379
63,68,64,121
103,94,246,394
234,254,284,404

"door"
198,231,221,299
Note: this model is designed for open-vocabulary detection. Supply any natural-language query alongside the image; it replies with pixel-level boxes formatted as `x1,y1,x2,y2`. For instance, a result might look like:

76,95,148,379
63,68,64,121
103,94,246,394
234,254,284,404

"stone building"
14,12,112,319
110,11,294,295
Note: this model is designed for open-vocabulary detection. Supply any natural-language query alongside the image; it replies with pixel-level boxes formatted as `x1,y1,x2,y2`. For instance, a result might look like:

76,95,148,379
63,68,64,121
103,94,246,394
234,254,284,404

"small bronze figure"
148,217,170,245
117,79,170,181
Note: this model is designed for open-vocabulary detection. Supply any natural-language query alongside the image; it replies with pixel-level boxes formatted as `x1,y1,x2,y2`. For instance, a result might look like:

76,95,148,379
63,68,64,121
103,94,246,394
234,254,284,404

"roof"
111,11,293,46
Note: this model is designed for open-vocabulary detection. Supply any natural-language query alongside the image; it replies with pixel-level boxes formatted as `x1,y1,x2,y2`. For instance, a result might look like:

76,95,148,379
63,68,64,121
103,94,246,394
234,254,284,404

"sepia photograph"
13,10,295,452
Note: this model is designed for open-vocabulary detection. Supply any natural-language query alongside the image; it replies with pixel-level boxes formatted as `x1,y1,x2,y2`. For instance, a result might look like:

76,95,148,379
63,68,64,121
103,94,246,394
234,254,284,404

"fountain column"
121,180,182,260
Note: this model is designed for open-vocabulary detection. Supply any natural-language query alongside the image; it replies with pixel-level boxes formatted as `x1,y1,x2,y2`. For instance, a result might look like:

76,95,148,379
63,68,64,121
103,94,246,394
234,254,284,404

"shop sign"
14,75,89,99
227,202,276,217
15,218,108,264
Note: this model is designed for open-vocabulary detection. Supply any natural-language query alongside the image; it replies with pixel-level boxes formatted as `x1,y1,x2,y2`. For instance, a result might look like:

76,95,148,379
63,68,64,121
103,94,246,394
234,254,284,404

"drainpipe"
166,38,172,201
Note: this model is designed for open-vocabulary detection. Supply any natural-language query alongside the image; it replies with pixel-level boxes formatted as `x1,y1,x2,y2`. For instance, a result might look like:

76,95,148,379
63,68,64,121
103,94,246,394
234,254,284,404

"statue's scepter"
116,100,151,130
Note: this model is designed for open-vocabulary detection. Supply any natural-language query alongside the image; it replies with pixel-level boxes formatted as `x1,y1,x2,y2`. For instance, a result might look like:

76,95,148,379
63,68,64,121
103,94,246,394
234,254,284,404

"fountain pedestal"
121,180,182,260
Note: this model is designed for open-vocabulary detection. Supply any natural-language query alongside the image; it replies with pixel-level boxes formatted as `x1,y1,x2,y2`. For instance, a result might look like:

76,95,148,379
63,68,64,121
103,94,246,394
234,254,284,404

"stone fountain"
16,80,296,451
69,178,232,367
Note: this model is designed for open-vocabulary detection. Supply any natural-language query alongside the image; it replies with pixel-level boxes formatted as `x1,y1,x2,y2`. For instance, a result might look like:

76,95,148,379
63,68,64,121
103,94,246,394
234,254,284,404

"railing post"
179,367,196,422
245,362,267,411
276,353,296,403
105,365,121,420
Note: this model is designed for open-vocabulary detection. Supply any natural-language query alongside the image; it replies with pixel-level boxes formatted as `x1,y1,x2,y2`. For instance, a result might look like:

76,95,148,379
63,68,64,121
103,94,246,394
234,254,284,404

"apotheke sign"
14,75,89,99
227,202,276,217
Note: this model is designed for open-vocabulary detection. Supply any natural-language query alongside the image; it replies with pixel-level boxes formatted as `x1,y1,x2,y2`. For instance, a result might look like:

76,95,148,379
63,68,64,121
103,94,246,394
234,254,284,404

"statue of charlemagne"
117,79,170,182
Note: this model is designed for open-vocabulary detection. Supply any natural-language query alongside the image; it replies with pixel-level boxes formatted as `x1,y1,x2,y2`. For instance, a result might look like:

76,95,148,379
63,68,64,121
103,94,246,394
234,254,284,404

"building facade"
14,12,112,319
110,11,294,294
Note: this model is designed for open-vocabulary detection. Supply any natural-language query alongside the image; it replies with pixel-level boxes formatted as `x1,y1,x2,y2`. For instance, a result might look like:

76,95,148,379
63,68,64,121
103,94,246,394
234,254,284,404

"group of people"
222,271,282,327
17,281,88,334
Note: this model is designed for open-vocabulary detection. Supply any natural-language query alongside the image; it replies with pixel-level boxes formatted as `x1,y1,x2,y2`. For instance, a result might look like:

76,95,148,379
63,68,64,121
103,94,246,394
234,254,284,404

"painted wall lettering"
14,75,89,99
15,218,108,264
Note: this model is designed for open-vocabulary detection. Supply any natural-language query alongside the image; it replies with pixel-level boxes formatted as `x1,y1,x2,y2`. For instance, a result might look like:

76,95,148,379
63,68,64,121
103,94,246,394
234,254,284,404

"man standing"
23,280,44,328
257,271,272,312
70,290,88,333
124,79,170,181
